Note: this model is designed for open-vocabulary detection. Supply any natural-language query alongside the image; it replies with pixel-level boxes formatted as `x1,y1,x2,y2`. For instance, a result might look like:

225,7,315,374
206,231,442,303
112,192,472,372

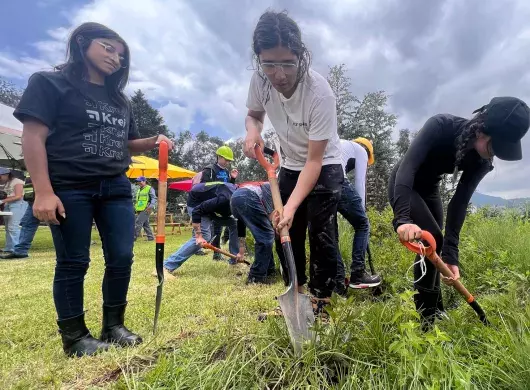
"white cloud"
3,0,530,197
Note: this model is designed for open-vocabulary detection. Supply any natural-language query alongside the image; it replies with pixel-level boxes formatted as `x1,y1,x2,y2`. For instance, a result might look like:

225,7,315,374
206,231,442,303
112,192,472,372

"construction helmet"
354,137,375,165
216,145,234,161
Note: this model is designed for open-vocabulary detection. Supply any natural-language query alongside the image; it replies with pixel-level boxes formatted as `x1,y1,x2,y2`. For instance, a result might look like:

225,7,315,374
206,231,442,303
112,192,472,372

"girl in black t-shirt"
14,22,173,357
388,97,529,328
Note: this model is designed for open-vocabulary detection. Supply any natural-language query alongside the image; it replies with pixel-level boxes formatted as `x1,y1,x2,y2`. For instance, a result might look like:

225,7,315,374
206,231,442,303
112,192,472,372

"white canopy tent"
0,102,23,168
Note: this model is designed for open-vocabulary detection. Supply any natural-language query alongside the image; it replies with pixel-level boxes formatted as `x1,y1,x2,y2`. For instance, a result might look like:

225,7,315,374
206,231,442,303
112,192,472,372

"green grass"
1,210,530,389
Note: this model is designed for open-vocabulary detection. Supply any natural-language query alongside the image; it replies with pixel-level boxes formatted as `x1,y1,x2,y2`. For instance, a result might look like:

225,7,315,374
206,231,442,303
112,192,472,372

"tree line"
1,65,460,211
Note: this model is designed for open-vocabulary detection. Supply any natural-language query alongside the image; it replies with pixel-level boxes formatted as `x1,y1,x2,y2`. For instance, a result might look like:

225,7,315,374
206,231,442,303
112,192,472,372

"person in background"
157,182,239,278
0,167,27,255
231,182,277,284
0,176,40,260
134,176,156,241
200,145,239,263
335,138,382,294
389,97,529,329
14,22,173,357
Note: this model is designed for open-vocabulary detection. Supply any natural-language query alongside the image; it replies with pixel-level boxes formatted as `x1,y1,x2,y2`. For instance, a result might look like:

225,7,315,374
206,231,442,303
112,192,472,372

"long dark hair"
452,111,493,183
252,10,311,102
55,22,130,108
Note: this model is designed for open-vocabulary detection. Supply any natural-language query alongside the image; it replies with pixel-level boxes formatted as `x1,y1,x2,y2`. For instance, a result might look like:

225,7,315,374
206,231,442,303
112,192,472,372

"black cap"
473,97,530,161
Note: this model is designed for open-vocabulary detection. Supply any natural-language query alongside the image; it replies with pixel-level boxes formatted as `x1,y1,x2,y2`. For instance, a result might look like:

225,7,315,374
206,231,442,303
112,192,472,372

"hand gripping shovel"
402,230,489,325
201,236,251,265
153,141,168,334
255,145,315,354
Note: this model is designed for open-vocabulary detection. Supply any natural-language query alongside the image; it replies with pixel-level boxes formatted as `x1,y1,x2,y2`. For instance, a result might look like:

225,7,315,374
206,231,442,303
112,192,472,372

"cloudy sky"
1,0,530,198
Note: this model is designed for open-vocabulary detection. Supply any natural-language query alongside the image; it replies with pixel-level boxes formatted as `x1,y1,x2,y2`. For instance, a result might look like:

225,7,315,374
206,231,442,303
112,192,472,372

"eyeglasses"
95,41,127,68
260,62,298,75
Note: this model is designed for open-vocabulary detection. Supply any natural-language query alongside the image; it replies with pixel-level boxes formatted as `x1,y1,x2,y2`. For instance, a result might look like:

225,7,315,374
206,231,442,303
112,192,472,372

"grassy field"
1,209,530,389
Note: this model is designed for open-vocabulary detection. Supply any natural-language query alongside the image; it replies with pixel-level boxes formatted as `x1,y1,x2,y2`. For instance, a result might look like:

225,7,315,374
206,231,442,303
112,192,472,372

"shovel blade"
278,286,315,353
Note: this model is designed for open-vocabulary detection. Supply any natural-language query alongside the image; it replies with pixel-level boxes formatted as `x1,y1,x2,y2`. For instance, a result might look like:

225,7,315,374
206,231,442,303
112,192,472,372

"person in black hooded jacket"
388,96,530,328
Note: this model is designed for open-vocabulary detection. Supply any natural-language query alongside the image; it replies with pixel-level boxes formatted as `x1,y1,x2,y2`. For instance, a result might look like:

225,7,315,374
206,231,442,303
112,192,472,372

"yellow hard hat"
354,137,374,165
216,145,234,161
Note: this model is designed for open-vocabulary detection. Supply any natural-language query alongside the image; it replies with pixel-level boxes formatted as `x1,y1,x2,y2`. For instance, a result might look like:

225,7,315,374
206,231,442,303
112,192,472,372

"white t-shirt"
340,139,368,208
246,69,342,171
1,178,24,197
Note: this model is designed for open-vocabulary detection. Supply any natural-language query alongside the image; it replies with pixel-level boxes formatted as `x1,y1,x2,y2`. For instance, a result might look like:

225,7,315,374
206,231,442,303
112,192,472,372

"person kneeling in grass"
156,182,239,278
231,182,278,284
388,97,529,329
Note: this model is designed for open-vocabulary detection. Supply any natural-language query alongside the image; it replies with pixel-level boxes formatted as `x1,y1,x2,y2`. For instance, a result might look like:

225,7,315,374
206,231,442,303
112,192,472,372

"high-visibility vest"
135,185,151,212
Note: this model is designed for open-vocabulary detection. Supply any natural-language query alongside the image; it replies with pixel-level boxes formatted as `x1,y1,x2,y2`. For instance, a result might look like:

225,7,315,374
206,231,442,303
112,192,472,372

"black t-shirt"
14,71,140,189
391,114,492,265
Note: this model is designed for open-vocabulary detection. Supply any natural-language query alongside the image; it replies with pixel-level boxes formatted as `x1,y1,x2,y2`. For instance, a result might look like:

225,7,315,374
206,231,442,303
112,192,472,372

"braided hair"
452,112,493,184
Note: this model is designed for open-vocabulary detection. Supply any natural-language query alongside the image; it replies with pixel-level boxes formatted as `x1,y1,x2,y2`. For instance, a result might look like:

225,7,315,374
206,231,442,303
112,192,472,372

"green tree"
0,78,22,108
130,90,175,161
326,64,398,210
352,91,397,210
327,64,359,137
396,128,411,159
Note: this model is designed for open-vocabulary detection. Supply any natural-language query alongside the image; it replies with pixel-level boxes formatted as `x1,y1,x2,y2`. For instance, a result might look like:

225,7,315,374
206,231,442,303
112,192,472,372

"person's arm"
147,186,157,210
392,116,445,231
2,182,23,203
244,110,266,158
244,72,267,158
354,150,368,209
443,162,492,266
127,108,174,153
200,168,213,183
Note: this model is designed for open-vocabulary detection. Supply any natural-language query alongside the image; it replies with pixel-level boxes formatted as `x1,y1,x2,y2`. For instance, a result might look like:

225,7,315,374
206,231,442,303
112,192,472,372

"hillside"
471,192,530,207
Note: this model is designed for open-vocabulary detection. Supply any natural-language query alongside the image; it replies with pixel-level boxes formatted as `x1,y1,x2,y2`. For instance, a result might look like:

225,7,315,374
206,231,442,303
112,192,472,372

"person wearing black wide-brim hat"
388,96,530,328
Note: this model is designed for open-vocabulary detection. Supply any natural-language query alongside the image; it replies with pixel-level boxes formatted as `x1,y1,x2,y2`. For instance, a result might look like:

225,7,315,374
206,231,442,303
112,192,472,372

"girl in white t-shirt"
0,168,27,254
244,10,344,300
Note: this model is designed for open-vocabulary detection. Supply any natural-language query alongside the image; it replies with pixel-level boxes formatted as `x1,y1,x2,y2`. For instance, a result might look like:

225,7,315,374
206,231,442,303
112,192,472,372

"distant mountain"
471,192,530,207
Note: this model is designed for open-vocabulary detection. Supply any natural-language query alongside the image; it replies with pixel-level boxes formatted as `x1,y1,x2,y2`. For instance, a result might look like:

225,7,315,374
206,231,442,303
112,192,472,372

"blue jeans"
336,179,370,282
164,207,213,271
231,188,276,279
50,175,135,320
13,201,40,256
3,200,28,252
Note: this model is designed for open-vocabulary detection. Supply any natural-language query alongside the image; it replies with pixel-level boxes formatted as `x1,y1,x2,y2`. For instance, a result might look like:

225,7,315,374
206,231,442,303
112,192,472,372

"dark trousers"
50,175,135,320
388,166,444,316
276,164,343,298
231,188,276,279
335,179,370,284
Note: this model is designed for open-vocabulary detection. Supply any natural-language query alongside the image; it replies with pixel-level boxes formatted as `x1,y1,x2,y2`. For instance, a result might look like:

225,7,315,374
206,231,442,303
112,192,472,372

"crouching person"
231,182,277,284
156,182,239,278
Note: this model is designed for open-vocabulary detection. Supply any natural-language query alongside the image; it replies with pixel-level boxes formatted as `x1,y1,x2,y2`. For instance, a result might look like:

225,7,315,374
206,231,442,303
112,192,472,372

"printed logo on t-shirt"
217,170,229,182
83,100,127,161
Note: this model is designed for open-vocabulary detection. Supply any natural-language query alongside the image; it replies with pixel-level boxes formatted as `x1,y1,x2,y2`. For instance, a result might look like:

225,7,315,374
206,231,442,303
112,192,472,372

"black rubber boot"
57,313,110,357
100,303,143,347
414,287,445,331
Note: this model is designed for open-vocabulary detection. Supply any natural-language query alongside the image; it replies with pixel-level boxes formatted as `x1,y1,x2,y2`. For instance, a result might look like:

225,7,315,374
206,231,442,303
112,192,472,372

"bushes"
136,209,530,389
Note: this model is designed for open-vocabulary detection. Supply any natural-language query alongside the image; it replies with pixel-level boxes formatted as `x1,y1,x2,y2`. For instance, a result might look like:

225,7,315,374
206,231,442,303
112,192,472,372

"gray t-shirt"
246,69,342,171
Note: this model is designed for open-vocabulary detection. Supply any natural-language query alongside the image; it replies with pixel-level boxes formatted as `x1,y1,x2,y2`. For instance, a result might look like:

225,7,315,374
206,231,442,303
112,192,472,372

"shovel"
201,236,251,265
153,141,169,334
255,145,315,354
402,230,489,325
